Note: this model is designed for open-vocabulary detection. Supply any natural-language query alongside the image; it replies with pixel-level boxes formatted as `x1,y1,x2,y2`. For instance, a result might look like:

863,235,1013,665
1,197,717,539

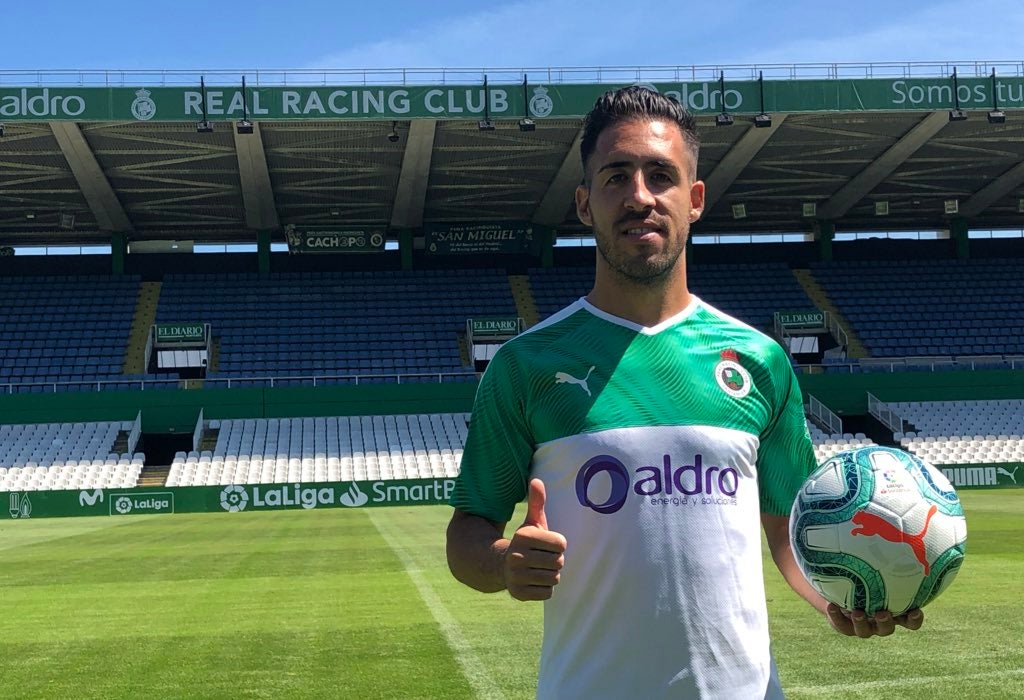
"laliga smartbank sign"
4,77,1023,122
217,480,455,513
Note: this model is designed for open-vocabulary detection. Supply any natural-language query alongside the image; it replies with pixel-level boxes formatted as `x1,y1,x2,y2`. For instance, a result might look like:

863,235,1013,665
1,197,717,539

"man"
446,86,922,699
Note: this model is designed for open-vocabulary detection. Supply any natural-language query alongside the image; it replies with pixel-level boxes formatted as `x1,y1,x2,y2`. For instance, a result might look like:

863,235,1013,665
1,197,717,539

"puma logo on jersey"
851,504,938,575
555,366,596,397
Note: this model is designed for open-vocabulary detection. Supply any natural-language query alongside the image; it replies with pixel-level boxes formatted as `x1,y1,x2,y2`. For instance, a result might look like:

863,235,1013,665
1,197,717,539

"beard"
594,222,686,287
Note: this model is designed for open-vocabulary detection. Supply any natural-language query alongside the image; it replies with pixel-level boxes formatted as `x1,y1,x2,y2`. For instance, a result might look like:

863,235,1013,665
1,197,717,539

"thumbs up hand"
504,479,567,601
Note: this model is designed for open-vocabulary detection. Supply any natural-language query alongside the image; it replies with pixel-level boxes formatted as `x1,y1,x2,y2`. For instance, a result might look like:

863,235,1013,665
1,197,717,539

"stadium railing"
4,61,1023,87
0,371,478,394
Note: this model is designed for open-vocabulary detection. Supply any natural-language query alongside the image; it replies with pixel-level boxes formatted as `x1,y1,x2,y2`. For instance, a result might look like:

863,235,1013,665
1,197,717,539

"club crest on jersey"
714,349,752,399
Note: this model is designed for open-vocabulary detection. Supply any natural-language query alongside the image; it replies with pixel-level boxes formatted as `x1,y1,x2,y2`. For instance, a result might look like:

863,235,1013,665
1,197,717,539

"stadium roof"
1,63,1023,246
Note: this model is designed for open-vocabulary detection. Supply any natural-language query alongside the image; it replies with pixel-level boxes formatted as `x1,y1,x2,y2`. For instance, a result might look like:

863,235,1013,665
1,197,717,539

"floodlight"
731,203,747,220
196,77,213,133
753,72,771,128
875,201,890,216
518,76,536,131
25,212,35,220
987,69,1006,124
944,199,959,215
478,75,495,132
236,75,254,134
715,73,733,127
948,68,967,122
987,110,1006,124
802,202,817,218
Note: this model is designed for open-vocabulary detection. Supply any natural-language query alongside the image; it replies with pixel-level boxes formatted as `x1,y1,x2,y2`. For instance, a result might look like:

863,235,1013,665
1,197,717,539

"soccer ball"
789,446,967,615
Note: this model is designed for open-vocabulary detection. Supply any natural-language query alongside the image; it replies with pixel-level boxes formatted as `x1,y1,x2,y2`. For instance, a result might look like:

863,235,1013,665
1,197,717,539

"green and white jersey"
450,296,816,700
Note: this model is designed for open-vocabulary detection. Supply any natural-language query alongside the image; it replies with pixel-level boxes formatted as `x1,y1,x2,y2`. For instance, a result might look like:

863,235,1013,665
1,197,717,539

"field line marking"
788,667,1024,694
368,510,506,700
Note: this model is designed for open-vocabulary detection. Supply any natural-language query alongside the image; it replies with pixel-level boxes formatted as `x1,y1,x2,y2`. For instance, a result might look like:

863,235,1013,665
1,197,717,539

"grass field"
0,490,1021,699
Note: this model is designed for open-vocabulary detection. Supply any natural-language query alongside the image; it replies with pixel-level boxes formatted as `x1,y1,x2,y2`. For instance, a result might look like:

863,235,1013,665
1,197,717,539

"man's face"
575,118,704,286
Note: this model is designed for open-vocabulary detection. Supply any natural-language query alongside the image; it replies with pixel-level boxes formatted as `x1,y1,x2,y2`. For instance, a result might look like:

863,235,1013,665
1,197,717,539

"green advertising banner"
425,222,535,255
4,78,1022,122
935,463,1021,489
284,226,386,254
470,318,521,337
155,323,205,344
2,478,456,520
777,310,826,331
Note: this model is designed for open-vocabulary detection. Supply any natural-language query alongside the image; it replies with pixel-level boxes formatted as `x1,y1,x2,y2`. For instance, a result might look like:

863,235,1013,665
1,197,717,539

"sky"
2,0,1022,75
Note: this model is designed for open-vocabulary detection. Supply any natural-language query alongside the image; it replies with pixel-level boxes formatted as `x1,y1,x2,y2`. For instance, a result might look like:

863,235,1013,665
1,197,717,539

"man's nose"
624,172,656,210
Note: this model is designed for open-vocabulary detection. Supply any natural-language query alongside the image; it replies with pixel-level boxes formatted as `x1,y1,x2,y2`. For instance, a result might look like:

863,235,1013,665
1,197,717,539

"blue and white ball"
789,446,967,615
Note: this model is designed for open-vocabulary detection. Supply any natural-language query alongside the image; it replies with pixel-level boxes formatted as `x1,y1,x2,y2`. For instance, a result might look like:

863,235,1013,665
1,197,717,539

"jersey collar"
578,295,702,336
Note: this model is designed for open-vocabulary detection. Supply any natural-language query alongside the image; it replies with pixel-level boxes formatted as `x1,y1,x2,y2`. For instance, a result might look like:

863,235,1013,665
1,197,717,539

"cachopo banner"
2,479,455,520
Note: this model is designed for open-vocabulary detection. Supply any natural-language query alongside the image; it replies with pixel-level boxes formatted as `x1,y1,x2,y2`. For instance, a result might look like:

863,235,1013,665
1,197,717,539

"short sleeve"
756,349,817,516
448,346,535,524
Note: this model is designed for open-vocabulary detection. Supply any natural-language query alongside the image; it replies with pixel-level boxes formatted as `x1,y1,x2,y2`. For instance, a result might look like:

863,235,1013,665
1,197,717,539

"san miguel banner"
3,478,456,520
285,226,385,254
4,78,1023,122
425,222,535,255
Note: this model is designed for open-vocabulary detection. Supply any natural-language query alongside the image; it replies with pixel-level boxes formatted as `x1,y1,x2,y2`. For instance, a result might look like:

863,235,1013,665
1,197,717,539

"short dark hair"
579,86,700,179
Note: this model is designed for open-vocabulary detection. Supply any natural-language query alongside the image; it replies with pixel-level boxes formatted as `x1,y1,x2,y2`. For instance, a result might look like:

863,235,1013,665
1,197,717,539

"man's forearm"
446,510,510,593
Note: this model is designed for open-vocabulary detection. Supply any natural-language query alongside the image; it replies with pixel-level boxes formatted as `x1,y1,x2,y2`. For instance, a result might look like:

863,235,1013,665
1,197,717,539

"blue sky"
3,0,1022,72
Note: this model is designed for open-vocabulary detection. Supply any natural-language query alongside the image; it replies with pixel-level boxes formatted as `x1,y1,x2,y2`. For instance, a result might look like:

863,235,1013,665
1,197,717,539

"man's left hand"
827,604,924,638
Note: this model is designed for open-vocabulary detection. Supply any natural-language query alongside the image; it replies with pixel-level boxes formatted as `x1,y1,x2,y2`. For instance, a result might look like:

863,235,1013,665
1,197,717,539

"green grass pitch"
0,490,1020,699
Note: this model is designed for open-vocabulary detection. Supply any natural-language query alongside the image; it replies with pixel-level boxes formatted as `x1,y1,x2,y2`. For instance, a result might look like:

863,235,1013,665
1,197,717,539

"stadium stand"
811,258,1024,360
806,421,875,464
0,276,141,390
155,270,516,384
0,421,143,491
891,399,1024,466
165,414,468,486
529,263,816,331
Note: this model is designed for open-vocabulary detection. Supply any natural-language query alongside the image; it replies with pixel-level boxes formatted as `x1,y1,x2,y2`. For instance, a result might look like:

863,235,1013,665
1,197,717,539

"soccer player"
446,86,922,699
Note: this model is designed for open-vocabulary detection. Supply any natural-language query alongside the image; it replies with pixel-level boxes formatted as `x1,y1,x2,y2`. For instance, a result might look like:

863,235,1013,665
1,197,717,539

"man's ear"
689,180,706,223
575,183,592,226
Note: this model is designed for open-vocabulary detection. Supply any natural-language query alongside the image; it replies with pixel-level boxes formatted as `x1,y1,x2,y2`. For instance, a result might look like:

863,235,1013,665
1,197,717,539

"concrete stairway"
792,269,869,359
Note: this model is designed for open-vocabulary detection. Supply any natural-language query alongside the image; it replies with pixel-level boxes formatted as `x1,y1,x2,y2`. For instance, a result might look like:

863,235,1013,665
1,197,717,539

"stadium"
1,63,1022,698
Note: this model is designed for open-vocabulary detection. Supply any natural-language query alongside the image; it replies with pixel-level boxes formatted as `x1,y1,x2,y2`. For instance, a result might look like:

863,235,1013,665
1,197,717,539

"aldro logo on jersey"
714,349,752,399
576,454,741,515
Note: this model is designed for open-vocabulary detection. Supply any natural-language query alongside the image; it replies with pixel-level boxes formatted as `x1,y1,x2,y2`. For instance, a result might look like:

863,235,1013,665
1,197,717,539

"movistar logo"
576,454,741,515
79,489,104,506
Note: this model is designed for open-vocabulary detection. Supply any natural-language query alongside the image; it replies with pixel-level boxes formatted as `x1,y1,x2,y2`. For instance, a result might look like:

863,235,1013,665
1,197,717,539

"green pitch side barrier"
2,479,456,521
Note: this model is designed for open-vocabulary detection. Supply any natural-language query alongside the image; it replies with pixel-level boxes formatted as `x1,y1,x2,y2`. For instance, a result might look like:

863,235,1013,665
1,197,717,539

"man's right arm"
447,479,566,601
